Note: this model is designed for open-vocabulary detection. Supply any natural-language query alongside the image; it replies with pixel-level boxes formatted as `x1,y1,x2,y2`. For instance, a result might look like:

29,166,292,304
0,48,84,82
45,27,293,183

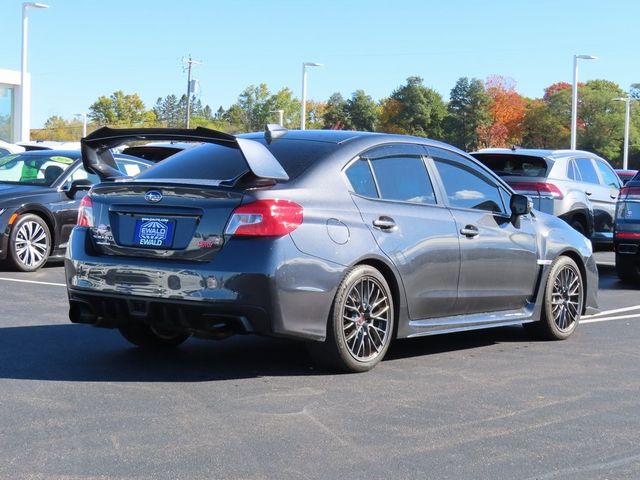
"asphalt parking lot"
1,252,639,479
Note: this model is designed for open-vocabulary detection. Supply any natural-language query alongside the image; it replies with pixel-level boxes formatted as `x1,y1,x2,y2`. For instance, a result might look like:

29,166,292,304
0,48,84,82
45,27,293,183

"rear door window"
575,158,600,184
345,159,378,198
363,144,436,205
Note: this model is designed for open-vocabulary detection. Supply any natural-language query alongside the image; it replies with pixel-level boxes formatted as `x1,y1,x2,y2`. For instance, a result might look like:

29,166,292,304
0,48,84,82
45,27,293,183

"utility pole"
183,54,203,128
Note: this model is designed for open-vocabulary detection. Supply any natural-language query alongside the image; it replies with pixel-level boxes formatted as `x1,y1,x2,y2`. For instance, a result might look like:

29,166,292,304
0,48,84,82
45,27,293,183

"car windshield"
0,153,77,186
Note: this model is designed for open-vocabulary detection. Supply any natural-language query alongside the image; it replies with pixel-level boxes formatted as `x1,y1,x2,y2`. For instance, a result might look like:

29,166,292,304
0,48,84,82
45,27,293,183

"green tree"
322,93,351,129
579,79,626,163
378,76,446,138
346,90,378,131
89,91,150,127
444,77,491,150
265,87,301,128
31,115,85,141
521,99,568,149
231,84,272,131
153,94,181,127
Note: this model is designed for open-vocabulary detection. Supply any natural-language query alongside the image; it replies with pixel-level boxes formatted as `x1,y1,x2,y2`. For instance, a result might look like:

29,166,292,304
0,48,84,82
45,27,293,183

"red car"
616,169,638,185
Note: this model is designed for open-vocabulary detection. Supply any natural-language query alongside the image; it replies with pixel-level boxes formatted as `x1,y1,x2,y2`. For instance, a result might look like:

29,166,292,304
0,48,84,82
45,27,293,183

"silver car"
471,148,622,246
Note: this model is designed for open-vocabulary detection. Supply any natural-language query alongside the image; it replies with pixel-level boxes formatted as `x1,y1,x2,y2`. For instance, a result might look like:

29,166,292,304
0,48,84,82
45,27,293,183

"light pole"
300,62,322,130
74,113,87,138
613,96,638,170
269,109,284,126
183,54,203,128
20,2,49,142
571,54,597,150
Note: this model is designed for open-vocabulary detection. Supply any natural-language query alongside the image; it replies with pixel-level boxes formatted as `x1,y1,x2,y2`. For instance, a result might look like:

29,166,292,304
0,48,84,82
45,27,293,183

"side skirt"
406,303,537,338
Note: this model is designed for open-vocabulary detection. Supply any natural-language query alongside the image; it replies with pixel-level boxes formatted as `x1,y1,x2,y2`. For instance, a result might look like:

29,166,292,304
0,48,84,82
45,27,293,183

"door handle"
585,191,593,196
460,225,480,238
372,217,396,231
610,194,618,199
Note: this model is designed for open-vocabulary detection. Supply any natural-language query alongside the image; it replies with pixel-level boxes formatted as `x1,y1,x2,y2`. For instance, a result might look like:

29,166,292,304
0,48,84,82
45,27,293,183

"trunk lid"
88,182,243,262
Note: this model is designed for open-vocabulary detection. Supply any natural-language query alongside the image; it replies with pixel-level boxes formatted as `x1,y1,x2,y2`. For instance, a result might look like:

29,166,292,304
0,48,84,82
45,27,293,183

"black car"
614,171,640,281
0,150,152,271
65,127,598,372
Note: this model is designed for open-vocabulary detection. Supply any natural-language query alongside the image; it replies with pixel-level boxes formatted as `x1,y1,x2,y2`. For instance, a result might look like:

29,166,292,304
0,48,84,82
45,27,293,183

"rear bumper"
614,236,640,256
65,227,343,341
68,289,270,339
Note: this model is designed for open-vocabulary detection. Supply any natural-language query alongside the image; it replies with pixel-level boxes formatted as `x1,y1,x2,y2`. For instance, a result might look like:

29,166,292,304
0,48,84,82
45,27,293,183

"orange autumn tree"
477,75,526,148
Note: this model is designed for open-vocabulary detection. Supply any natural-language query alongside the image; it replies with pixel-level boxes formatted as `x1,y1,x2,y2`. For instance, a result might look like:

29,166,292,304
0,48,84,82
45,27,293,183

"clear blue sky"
1,0,639,128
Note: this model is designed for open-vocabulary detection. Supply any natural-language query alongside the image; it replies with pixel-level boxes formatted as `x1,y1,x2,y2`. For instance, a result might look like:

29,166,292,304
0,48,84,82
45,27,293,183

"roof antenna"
265,124,288,144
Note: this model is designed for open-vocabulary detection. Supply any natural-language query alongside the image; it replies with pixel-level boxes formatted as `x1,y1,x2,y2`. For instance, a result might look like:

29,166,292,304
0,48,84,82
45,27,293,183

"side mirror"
510,194,532,221
66,178,93,199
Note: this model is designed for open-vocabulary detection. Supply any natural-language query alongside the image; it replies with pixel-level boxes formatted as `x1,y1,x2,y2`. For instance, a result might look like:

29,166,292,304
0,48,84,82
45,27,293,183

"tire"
307,265,394,373
119,323,189,348
527,256,584,340
615,254,640,283
7,214,51,272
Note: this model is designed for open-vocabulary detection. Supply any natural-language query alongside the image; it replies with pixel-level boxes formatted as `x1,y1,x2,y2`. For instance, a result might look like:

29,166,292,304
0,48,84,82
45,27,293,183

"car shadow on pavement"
0,323,531,382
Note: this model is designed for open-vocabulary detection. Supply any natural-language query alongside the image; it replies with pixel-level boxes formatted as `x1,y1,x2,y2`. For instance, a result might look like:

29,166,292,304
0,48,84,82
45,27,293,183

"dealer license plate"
133,217,175,248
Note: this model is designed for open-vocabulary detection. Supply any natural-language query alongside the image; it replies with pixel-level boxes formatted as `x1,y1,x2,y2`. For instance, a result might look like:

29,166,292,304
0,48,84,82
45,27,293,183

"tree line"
30,75,640,168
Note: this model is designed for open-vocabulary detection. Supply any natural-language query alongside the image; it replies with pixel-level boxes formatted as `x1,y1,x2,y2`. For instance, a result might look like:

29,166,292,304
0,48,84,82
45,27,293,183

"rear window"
136,139,338,183
137,143,246,182
471,153,549,178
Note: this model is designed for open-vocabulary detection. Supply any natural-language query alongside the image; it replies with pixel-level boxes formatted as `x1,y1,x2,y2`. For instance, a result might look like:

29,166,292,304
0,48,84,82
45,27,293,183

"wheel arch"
353,257,404,339
559,207,594,238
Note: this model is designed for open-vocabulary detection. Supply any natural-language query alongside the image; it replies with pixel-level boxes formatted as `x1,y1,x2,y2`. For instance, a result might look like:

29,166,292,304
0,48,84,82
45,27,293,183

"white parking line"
582,313,640,324
0,277,66,287
582,304,640,319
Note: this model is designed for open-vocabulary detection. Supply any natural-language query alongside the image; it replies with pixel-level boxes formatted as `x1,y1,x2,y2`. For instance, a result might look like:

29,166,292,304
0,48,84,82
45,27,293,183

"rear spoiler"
81,126,289,182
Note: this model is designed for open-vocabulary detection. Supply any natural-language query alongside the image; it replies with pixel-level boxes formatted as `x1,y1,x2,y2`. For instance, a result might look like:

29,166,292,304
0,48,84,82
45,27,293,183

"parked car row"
6,127,640,372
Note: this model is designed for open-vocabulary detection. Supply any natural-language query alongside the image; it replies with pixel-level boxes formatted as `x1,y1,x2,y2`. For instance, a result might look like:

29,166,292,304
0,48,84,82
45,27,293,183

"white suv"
472,148,622,246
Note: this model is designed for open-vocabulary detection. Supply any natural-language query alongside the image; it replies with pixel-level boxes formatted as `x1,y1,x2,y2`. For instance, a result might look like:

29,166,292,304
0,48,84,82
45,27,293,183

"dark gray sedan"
65,127,598,372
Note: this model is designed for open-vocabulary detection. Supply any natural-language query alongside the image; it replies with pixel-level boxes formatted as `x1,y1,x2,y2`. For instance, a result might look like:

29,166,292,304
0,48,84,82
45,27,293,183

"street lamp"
570,54,597,150
20,2,49,142
300,62,322,130
612,96,639,170
74,113,87,138
269,109,284,126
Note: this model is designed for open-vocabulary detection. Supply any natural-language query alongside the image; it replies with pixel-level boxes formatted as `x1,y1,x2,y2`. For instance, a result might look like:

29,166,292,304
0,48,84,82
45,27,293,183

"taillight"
77,195,94,227
620,185,640,199
509,182,564,199
615,232,640,239
225,200,303,237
